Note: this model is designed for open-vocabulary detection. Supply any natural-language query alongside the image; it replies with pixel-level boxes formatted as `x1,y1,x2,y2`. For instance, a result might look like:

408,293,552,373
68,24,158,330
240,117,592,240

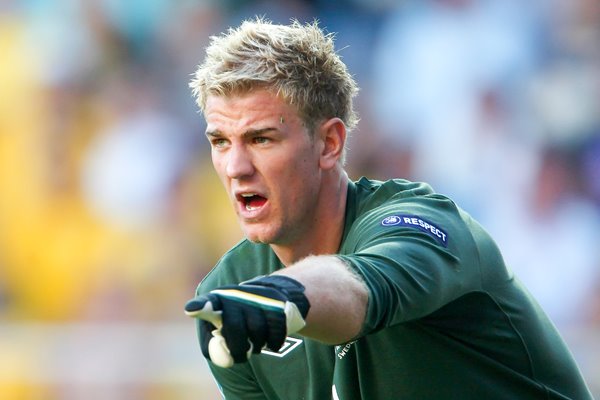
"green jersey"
195,178,592,400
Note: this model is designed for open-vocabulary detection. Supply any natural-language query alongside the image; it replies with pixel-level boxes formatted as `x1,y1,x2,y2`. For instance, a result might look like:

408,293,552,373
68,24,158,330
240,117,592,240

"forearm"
272,255,368,344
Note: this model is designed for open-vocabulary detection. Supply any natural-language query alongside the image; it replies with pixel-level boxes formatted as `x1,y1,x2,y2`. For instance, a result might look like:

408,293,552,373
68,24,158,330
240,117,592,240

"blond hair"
190,18,359,134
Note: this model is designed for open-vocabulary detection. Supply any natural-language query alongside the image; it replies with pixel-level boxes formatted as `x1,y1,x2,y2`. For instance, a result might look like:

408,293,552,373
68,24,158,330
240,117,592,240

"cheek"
212,157,230,186
211,152,226,175
283,158,319,199
293,144,320,172
279,157,315,186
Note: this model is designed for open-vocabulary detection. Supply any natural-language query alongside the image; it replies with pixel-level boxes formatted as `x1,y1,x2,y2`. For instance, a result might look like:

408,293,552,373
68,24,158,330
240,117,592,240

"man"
184,18,593,399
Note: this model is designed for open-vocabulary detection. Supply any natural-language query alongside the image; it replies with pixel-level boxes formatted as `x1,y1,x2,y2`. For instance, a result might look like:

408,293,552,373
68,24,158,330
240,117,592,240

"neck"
271,169,349,266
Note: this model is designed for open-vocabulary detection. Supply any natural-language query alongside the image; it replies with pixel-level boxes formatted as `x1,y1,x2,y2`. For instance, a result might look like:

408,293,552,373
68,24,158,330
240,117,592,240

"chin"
242,229,274,244
243,225,286,245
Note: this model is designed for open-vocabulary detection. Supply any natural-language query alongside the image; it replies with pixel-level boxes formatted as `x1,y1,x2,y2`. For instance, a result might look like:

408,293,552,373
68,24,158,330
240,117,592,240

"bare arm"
273,255,369,344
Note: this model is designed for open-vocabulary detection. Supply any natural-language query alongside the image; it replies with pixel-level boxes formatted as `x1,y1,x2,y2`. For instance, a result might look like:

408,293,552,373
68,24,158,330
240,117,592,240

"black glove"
184,275,310,368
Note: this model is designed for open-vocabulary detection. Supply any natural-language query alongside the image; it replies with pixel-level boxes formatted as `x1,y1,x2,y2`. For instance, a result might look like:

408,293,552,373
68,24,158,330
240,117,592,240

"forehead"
204,89,300,129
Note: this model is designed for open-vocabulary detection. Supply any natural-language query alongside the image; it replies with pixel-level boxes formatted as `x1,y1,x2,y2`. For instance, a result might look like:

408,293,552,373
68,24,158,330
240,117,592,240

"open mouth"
239,193,267,211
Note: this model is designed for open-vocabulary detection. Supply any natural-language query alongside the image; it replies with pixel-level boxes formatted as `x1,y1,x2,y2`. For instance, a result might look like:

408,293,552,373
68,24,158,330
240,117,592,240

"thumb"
208,329,235,368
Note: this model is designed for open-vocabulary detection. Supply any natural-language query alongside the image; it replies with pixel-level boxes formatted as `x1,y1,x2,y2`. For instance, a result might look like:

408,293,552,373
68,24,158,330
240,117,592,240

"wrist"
243,275,311,319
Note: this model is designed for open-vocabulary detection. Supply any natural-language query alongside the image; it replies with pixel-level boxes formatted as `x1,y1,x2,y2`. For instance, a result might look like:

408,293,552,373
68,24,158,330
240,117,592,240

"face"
204,89,325,245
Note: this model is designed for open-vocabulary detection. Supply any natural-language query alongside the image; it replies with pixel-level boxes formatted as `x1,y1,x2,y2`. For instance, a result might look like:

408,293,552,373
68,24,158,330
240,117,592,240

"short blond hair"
190,18,359,134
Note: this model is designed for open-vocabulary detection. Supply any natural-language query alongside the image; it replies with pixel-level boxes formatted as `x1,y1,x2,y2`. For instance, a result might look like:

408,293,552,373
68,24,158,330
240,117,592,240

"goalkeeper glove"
184,275,310,368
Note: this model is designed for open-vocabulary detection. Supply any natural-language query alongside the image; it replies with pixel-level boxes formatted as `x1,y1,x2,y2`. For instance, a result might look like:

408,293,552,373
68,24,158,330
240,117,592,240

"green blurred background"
1,0,599,398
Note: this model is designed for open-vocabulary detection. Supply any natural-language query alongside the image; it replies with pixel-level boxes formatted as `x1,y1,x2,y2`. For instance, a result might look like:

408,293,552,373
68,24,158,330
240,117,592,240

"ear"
318,117,346,170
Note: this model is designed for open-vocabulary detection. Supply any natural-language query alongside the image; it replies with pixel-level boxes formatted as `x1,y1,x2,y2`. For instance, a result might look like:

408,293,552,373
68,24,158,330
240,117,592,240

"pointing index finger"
184,295,224,328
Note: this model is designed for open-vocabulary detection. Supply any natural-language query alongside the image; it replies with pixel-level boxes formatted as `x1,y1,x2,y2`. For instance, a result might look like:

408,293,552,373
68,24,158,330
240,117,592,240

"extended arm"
273,255,368,344
185,254,368,367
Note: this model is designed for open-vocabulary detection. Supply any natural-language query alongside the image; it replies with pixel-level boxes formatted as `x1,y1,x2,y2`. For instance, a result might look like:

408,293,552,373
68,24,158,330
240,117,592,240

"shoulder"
353,177,459,225
344,177,472,251
198,239,281,294
355,176,436,199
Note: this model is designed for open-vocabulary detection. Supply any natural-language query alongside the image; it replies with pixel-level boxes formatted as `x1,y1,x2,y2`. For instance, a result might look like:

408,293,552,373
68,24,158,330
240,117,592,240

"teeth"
240,193,259,211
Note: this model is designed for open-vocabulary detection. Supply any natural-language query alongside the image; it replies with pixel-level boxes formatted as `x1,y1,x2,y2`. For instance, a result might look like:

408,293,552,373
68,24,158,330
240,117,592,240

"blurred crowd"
1,0,599,398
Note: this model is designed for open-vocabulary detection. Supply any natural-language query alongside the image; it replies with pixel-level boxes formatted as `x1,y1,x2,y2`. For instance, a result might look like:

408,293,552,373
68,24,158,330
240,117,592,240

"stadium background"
1,0,599,398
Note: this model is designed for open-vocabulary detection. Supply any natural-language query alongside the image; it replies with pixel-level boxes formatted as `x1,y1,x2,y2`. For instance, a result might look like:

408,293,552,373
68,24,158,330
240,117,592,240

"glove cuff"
243,275,311,319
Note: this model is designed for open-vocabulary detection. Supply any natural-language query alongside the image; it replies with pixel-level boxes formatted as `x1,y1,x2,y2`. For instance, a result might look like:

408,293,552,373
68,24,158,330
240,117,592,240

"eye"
211,138,229,148
253,136,270,145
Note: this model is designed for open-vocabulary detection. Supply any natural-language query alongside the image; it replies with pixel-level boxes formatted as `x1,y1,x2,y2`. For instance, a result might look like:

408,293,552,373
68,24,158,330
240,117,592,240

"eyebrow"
205,127,278,138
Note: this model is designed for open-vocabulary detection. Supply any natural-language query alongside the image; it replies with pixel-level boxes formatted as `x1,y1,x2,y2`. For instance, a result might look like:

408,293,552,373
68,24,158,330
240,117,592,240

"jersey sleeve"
338,196,489,337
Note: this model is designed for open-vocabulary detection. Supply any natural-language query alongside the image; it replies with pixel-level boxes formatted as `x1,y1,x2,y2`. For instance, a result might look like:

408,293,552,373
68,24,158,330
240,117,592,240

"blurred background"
1,0,599,398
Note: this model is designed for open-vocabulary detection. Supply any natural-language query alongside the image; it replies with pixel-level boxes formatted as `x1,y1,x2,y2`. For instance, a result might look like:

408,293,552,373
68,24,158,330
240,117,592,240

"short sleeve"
338,198,484,336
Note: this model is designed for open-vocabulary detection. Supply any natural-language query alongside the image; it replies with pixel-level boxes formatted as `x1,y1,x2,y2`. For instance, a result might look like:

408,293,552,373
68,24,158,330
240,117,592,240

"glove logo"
261,337,303,358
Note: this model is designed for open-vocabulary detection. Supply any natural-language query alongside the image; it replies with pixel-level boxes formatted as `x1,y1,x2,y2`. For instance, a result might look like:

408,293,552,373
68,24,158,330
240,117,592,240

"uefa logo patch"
380,214,448,246
381,215,402,226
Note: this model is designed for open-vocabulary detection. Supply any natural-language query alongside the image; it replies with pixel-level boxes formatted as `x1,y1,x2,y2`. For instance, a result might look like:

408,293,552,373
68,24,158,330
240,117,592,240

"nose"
225,145,255,179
